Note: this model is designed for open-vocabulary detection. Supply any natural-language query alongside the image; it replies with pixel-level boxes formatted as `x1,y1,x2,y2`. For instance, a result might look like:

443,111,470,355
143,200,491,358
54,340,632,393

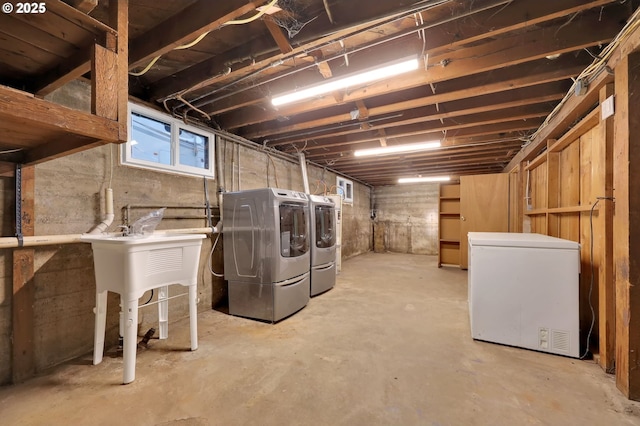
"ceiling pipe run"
174,0,501,113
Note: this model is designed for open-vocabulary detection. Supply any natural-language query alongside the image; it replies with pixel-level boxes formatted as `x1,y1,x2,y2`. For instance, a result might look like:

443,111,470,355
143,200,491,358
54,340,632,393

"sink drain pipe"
87,188,115,235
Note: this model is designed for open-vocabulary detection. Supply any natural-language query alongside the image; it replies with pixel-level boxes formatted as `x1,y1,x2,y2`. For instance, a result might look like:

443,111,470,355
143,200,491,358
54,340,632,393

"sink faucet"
117,225,130,236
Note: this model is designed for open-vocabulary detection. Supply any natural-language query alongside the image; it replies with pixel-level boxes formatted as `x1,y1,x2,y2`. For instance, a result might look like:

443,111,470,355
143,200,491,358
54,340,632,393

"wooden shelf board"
549,107,600,153
524,204,600,215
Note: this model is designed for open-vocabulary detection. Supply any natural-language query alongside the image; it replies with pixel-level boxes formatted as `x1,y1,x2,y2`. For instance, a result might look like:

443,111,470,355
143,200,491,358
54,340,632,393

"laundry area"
3,1,640,425
2,253,639,425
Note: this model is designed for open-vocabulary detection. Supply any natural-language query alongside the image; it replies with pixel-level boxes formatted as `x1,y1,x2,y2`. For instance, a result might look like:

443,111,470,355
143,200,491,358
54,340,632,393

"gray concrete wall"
0,83,372,383
372,183,439,255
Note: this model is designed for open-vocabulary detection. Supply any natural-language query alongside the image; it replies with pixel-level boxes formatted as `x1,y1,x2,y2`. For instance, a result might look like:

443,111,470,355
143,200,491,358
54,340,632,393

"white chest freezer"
468,232,580,358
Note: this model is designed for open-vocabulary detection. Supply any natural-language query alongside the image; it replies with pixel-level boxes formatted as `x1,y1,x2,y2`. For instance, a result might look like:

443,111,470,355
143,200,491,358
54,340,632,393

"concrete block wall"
0,83,373,384
372,183,439,255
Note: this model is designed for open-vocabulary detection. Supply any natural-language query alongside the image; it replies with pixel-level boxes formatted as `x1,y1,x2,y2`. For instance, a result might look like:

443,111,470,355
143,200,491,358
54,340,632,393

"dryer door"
279,202,309,258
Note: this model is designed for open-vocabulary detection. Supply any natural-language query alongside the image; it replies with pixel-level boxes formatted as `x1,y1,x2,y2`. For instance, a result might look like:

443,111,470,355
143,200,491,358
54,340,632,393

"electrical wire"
139,289,154,306
266,152,280,187
524,7,640,148
0,148,24,154
129,55,162,77
580,196,614,360
222,0,278,26
130,0,278,77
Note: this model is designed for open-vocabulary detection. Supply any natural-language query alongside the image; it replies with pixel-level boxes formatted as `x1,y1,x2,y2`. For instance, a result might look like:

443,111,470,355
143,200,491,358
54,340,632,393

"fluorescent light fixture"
398,176,450,184
354,140,441,157
272,57,420,106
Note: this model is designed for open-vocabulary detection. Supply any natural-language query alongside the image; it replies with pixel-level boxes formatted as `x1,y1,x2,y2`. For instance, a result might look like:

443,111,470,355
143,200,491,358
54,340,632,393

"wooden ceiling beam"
129,0,260,69
309,50,333,79
282,119,542,153
426,6,625,83
63,0,98,14
353,161,511,179
326,149,522,172
307,141,522,164
250,81,567,141
240,59,583,138
187,0,595,121
172,0,512,115
269,96,558,147
363,170,500,185
426,0,616,56
147,2,435,102
263,16,293,54
353,159,510,179
221,8,608,129
214,2,617,130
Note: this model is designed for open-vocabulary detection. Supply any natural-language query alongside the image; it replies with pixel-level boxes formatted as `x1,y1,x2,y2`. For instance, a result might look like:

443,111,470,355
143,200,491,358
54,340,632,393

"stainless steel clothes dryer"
223,188,310,322
309,195,336,296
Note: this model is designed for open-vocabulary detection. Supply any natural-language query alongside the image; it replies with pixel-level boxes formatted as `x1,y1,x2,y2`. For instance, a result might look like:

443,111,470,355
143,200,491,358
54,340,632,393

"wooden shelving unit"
0,0,128,173
438,182,461,267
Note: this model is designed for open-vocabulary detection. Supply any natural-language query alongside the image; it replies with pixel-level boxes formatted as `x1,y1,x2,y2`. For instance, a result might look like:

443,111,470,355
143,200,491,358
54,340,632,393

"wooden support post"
546,140,559,237
109,0,128,141
12,165,35,382
613,52,640,399
598,83,615,372
91,44,118,120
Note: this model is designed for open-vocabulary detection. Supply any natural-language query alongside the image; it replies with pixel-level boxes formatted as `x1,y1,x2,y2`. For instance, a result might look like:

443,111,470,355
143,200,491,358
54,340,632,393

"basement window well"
123,103,215,178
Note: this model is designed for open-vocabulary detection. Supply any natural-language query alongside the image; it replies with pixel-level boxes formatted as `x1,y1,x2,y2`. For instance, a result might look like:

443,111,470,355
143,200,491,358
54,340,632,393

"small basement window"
123,103,214,178
337,176,354,204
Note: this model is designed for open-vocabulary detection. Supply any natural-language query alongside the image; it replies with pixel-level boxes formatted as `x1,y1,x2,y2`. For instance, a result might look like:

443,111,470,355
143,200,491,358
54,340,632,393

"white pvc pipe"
299,152,310,194
88,188,115,235
0,227,219,249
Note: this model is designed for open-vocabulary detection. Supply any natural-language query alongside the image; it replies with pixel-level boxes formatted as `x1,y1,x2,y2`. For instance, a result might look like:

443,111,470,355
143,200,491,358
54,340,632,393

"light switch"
601,95,615,120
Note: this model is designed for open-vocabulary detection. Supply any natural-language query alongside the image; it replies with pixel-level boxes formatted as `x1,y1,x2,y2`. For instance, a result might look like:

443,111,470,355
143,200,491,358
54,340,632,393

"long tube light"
354,140,441,157
271,57,420,107
398,176,451,184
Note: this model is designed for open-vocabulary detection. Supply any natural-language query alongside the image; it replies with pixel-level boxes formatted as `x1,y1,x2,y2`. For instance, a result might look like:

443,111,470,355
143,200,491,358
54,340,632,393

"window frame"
123,103,215,178
336,176,354,204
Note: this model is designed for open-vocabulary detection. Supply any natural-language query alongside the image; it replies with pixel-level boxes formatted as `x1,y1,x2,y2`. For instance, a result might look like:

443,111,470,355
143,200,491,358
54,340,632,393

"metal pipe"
211,128,373,188
174,0,458,111
176,0,509,113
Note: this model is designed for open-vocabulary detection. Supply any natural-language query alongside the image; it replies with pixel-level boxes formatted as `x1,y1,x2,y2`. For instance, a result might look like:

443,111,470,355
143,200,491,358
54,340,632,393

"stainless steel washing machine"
309,195,336,296
223,188,310,322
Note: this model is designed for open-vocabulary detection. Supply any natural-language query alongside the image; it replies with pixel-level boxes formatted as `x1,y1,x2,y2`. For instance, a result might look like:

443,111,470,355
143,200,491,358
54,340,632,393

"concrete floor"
1,252,640,425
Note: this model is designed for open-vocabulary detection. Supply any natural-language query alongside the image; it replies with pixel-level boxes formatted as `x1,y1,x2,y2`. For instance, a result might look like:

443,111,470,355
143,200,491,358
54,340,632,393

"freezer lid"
468,232,580,250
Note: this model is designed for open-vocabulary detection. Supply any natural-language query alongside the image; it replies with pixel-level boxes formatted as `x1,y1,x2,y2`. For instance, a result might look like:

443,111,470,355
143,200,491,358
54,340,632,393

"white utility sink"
82,233,206,384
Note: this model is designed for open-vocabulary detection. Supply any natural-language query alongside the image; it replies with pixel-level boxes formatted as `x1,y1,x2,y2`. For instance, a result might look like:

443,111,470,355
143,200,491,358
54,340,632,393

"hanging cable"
580,196,614,360
130,0,278,76
129,55,161,77
176,94,211,121
208,232,224,277
525,8,640,147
